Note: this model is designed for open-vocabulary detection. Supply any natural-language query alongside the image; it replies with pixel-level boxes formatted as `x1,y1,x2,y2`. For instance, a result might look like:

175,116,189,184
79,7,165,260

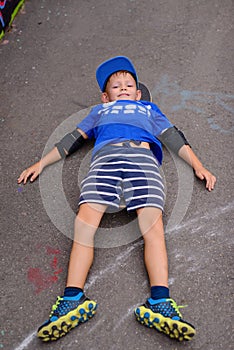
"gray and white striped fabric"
79,145,165,212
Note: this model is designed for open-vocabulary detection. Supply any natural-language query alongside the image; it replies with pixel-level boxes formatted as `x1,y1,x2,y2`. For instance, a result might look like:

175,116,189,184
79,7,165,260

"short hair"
104,70,138,91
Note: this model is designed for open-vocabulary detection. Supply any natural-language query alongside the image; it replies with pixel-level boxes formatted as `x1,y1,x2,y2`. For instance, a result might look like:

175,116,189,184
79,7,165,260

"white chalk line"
112,304,139,331
85,239,143,289
167,201,234,235
13,331,37,350
14,201,233,349
66,318,104,347
13,241,143,349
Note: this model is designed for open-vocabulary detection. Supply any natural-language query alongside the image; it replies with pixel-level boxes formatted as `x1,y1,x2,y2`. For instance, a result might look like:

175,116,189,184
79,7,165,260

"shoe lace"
169,298,188,318
49,296,63,317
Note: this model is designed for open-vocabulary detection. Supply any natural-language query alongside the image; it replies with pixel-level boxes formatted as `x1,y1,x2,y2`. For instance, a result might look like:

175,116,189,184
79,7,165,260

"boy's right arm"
18,147,62,184
18,128,88,184
18,127,88,184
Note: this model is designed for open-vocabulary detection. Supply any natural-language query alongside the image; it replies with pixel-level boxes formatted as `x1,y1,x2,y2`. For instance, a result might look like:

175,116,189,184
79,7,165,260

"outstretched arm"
178,144,216,191
158,126,216,191
18,147,62,184
18,128,88,184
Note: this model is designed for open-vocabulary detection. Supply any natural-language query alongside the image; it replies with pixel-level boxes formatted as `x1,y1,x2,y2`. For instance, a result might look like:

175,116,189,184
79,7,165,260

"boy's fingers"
24,172,31,184
210,175,217,190
206,181,212,191
18,170,26,180
199,173,204,180
30,172,38,182
195,171,204,181
196,169,216,191
18,172,26,184
18,169,33,184
206,175,216,191
18,164,40,184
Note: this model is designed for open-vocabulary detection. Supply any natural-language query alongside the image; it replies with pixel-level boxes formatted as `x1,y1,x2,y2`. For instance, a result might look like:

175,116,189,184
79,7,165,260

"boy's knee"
137,207,164,235
74,214,98,247
77,203,106,226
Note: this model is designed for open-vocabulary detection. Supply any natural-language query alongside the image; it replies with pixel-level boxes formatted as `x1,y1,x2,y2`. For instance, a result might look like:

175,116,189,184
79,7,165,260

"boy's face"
101,71,141,103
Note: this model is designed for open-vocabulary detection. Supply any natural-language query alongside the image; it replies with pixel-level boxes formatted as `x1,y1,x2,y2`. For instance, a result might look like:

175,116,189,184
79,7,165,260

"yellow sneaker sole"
37,300,97,342
135,305,196,341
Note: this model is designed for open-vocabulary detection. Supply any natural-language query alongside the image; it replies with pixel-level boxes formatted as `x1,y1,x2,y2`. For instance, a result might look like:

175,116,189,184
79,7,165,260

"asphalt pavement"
1,0,233,349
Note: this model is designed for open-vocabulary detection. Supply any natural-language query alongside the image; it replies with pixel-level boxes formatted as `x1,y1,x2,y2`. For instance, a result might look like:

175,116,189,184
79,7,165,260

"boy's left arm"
178,144,216,191
158,126,216,191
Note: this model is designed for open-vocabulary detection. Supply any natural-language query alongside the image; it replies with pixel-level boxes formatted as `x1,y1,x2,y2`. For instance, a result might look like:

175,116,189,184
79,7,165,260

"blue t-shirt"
77,100,173,164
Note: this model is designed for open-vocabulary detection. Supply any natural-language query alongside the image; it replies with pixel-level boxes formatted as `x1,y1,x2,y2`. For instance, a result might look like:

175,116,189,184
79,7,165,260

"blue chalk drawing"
152,75,234,134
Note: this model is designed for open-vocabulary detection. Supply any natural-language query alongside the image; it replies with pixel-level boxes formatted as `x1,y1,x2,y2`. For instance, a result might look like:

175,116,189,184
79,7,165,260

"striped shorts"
79,145,165,212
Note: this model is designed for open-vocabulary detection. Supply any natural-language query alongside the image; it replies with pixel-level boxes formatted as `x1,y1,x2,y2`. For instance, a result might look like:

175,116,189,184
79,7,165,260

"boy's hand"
194,166,216,191
178,145,216,191
18,162,43,184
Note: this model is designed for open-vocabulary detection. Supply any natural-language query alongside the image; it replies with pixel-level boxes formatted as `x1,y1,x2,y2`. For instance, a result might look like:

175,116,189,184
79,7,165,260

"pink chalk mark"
27,245,63,294
27,268,58,294
50,256,58,270
46,246,61,255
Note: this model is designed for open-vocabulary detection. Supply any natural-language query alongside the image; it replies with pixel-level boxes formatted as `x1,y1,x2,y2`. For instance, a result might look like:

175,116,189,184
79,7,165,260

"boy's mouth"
118,93,129,97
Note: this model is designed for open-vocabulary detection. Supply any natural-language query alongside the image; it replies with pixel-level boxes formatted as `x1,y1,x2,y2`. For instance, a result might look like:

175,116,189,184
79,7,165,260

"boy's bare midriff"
111,140,150,149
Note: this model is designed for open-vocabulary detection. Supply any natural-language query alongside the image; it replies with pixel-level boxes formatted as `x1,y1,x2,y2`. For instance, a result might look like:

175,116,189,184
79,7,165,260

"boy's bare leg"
136,207,168,287
37,203,106,342
66,203,107,289
135,207,196,341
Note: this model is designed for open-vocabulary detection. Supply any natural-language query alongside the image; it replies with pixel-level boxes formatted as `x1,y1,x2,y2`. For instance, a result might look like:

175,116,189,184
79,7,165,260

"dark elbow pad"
157,126,191,154
55,129,86,158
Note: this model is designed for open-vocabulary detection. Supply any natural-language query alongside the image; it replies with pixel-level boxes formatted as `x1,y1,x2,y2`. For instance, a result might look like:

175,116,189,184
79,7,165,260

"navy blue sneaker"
135,298,196,341
37,292,97,342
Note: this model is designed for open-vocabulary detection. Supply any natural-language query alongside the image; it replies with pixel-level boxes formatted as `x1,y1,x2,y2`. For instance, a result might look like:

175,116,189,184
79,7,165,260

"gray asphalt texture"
1,1,233,349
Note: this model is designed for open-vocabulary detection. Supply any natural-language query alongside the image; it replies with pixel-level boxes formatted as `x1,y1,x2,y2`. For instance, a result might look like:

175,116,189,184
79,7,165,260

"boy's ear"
136,89,142,101
101,92,109,103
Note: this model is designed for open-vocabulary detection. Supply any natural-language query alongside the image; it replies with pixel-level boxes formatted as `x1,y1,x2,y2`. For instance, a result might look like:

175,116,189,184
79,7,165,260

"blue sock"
64,286,83,297
151,286,170,300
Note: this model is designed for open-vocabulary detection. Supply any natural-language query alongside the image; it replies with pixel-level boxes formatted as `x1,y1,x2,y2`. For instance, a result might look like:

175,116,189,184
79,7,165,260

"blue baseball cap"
96,56,138,92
